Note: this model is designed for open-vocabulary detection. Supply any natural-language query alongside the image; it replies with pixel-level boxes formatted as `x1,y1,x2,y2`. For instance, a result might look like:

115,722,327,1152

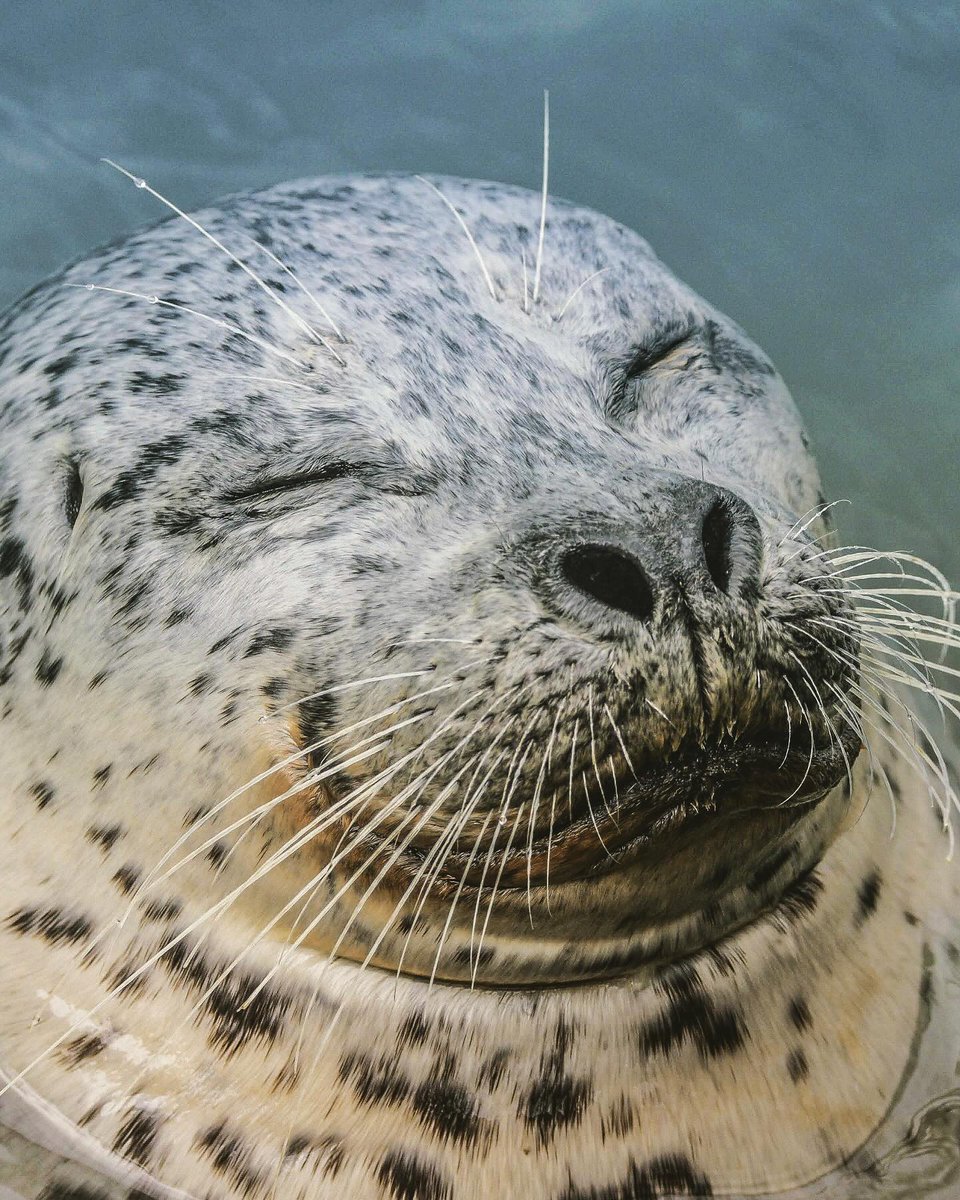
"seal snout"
541,477,763,647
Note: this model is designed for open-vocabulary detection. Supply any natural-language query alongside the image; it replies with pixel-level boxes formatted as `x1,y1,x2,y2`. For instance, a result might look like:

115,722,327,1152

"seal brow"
605,322,699,422
623,324,697,381
223,459,381,502
223,457,431,503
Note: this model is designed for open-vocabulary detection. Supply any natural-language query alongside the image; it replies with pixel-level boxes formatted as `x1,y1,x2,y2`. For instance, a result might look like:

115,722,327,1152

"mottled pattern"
0,173,954,1200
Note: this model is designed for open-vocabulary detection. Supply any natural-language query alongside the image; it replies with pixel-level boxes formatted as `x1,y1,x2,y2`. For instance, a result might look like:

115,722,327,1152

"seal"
0,169,958,1200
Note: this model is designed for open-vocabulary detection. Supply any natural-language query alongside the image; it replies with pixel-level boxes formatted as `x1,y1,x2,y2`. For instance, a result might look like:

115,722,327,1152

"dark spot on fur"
296,692,338,770
523,1071,592,1147
161,940,293,1053
521,1017,592,1146
60,1031,109,1065
86,822,125,851
397,1010,430,1050
195,1121,264,1196
558,1153,713,1199
639,963,745,1061
207,841,228,869
92,764,112,790
378,1147,451,1200
114,1107,162,1166
787,1048,809,1083
478,1047,510,1091
143,897,182,921
39,1186,113,1200
452,944,494,970
284,1132,345,1177
772,868,823,929
188,672,213,697
747,844,793,891
339,1050,409,1107
112,864,141,895
43,351,79,381
31,779,55,809
856,868,882,926
244,625,295,657
64,458,84,529
412,1077,488,1149
36,648,64,686
8,904,93,946
788,996,811,1033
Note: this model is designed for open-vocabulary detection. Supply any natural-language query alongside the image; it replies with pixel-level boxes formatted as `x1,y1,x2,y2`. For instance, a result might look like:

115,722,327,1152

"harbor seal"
0,168,958,1200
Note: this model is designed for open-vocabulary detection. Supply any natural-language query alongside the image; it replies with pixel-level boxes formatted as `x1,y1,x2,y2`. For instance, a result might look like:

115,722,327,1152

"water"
0,3,958,1196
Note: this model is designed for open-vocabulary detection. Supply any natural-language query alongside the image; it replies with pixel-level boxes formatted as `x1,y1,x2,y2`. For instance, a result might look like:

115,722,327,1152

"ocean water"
0,0,957,582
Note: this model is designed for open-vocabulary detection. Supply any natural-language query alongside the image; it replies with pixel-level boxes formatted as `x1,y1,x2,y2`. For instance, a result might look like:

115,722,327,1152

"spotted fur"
0,173,957,1200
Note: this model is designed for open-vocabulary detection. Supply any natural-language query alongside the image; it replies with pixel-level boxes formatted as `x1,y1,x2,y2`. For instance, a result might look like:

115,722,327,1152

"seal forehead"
0,173,808,524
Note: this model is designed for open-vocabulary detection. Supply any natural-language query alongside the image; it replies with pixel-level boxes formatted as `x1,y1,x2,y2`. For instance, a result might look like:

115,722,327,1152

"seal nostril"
702,499,733,593
560,544,655,622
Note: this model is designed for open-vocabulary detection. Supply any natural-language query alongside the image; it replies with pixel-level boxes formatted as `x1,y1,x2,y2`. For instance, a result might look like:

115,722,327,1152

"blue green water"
1,1,958,581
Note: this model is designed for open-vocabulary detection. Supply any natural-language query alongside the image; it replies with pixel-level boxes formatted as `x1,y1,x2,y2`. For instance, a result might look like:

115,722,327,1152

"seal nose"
559,544,656,622
552,481,761,624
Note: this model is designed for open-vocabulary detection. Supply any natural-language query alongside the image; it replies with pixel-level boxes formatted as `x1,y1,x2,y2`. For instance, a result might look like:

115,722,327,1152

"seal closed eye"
0,168,956,1200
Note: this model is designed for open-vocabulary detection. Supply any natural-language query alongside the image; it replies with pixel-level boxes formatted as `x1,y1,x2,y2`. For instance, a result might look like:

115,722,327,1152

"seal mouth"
440,727,860,890
289,689,862,903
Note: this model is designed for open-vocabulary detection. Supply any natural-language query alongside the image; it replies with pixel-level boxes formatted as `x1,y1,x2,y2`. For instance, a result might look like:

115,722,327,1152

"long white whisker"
101,158,344,363
415,176,497,301
532,89,549,305
74,284,304,368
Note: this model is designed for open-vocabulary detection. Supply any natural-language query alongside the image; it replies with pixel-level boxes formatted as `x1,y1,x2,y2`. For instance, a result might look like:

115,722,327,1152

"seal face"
0,173,956,1199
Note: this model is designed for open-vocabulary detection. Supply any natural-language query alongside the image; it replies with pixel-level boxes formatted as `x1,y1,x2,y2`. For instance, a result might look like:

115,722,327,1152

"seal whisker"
332,758,491,981
255,683,529,972
137,661,491,900
779,699,794,770
472,769,532,988
74,283,306,368
780,678,818,806
169,727,484,1029
588,684,616,822
604,702,638,779
469,722,538,980
777,498,850,548
526,703,564,927
845,675,956,828
415,175,498,301
553,267,611,322
396,706,532,975
429,810,495,989
393,773,488,983
566,715,580,822
581,768,615,859
532,88,550,306
791,654,855,801
242,234,345,341
243,761,479,1011
100,158,346,364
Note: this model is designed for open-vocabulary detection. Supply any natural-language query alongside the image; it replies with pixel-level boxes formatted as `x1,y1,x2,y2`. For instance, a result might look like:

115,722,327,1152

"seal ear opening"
63,458,84,530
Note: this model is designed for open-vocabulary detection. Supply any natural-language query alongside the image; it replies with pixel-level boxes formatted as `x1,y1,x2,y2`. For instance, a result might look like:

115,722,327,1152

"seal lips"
442,722,862,890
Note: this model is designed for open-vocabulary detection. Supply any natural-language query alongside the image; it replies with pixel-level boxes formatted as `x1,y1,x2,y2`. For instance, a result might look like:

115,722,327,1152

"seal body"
0,173,957,1199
